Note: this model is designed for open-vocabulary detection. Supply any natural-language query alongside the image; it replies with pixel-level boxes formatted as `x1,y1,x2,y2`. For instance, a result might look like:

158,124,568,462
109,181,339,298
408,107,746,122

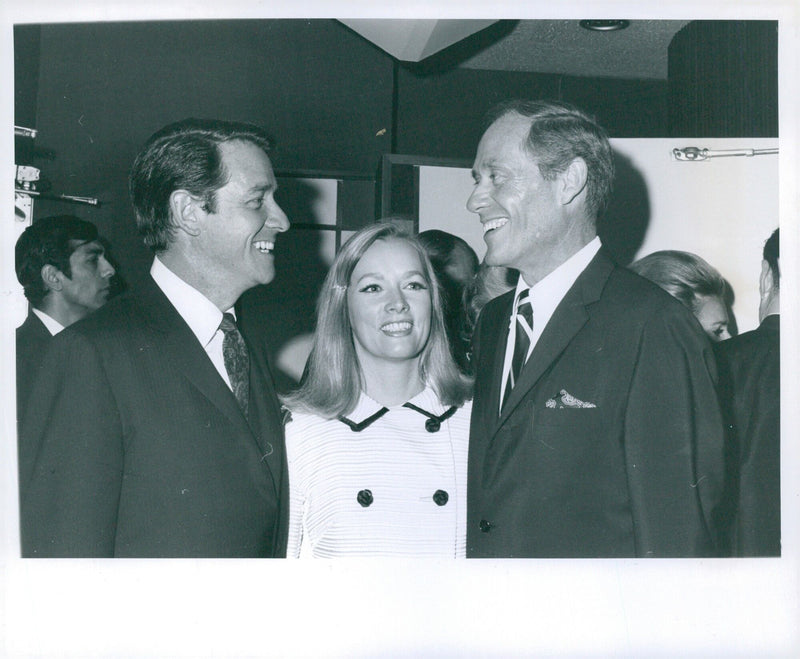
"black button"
357,489,373,507
432,490,449,506
425,418,440,433
479,519,493,533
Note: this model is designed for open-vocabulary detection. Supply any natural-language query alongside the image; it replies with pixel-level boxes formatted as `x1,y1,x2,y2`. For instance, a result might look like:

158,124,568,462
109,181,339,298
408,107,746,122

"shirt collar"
31,307,65,336
150,256,233,347
515,236,602,313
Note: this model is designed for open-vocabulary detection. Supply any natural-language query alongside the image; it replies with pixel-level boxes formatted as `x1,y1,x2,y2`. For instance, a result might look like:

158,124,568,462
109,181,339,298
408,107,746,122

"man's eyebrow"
82,244,105,255
247,182,276,195
472,158,499,178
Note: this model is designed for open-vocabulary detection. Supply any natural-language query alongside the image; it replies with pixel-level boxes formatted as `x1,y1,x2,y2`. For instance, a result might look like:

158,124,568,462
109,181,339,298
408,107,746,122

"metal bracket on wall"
14,126,100,210
672,146,779,161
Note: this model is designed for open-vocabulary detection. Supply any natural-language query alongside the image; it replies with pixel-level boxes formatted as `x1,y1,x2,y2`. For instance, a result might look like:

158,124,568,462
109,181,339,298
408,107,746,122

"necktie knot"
516,290,533,328
219,312,238,334
220,312,250,418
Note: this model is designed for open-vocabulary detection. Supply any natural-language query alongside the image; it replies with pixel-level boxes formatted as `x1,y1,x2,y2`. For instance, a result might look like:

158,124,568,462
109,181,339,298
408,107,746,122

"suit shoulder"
604,265,695,320
65,291,153,338
716,323,778,362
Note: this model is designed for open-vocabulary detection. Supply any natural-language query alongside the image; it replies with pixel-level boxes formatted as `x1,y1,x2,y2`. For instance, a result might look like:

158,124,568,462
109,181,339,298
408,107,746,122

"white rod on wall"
673,146,779,161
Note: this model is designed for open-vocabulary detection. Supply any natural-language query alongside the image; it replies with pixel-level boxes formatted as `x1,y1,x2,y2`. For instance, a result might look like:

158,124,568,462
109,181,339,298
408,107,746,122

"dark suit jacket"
19,275,288,558
16,311,53,423
714,315,780,556
467,250,725,558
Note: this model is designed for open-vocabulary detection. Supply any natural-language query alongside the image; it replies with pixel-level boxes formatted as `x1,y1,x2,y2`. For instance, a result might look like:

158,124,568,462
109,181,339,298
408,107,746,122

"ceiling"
343,19,692,81
458,20,690,80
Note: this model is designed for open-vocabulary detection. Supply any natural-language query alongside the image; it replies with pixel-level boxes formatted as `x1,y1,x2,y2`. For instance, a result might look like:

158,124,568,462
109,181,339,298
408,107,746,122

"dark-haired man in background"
465,99,725,557
15,215,115,420
20,119,290,557
715,228,780,556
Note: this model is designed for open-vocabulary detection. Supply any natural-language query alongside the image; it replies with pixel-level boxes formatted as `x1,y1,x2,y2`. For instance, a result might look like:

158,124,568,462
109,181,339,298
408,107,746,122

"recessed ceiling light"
579,20,630,32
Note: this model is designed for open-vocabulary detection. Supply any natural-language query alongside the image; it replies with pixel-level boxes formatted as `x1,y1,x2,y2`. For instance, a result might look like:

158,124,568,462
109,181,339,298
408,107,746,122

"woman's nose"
385,290,409,312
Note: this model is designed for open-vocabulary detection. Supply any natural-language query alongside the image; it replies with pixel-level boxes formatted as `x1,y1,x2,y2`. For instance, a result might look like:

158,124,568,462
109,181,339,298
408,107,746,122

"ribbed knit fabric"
285,387,471,558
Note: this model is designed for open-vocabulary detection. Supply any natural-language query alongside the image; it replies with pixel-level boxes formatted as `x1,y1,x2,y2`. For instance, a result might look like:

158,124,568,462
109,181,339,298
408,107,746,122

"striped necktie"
219,312,250,418
502,289,533,409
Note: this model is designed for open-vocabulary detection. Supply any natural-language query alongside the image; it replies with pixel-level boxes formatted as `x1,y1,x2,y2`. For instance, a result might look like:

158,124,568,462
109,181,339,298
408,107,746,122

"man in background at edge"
15,215,116,421
19,118,290,557
715,228,780,556
465,99,725,557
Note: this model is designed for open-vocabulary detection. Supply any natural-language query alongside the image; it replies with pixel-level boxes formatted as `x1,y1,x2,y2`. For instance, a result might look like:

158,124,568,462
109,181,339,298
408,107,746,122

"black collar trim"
402,402,458,433
337,402,458,433
338,407,389,432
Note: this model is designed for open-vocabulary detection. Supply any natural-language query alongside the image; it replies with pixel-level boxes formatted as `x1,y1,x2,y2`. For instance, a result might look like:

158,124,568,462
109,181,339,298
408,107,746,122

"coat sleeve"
19,331,124,557
622,307,726,557
283,421,304,558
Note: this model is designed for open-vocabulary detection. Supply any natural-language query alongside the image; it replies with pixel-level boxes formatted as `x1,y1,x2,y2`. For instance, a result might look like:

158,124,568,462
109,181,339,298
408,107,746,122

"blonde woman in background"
629,250,733,341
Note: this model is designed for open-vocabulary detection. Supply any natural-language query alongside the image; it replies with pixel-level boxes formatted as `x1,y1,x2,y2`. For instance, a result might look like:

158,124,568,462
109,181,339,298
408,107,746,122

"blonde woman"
282,222,472,557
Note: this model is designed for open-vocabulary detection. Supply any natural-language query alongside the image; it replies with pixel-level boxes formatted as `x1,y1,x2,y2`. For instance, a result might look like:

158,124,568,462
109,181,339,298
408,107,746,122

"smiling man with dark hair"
20,119,291,558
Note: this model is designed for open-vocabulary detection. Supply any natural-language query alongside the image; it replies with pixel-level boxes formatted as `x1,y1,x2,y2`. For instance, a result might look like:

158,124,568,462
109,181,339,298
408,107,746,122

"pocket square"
545,389,597,409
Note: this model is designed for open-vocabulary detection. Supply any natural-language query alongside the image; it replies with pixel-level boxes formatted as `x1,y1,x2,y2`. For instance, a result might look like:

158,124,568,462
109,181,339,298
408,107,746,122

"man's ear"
169,190,204,238
40,264,64,292
559,157,588,206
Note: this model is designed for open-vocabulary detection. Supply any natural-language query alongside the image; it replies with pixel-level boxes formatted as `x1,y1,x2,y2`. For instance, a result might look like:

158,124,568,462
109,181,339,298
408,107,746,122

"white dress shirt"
150,256,234,389
499,237,602,410
31,307,65,336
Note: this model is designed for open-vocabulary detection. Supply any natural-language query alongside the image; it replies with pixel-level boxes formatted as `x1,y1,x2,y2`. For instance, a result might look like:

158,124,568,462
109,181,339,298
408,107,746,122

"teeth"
482,218,508,234
382,321,412,332
253,240,274,253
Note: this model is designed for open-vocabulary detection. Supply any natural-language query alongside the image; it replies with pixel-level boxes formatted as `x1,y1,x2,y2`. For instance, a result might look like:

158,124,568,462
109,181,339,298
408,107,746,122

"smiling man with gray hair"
465,99,725,557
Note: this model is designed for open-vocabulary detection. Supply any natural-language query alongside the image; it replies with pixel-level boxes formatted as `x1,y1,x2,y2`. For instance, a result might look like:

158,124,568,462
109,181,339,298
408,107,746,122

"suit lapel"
474,290,515,436
133,276,255,441
238,304,286,474
495,251,615,430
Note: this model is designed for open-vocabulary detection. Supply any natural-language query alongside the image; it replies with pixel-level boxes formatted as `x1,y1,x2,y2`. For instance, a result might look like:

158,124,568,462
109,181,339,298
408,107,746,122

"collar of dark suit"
760,314,780,332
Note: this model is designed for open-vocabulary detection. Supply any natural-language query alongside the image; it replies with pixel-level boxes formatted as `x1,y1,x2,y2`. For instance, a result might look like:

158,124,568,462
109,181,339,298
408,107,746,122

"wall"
668,21,779,136
394,66,669,161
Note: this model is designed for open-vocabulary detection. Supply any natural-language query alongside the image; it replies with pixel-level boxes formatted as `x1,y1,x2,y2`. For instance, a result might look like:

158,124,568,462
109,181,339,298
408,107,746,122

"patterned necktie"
219,312,250,418
502,289,533,409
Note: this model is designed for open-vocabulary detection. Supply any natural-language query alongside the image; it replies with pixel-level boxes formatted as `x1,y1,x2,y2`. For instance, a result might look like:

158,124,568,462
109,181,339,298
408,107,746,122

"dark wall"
22,19,396,283
668,20,778,136
395,66,669,161
395,67,557,162
14,25,41,130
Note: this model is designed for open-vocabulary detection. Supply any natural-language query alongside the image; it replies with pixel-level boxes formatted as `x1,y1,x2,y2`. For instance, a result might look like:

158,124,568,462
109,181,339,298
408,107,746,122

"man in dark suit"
715,229,780,556
20,119,290,557
465,100,725,557
15,215,116,420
